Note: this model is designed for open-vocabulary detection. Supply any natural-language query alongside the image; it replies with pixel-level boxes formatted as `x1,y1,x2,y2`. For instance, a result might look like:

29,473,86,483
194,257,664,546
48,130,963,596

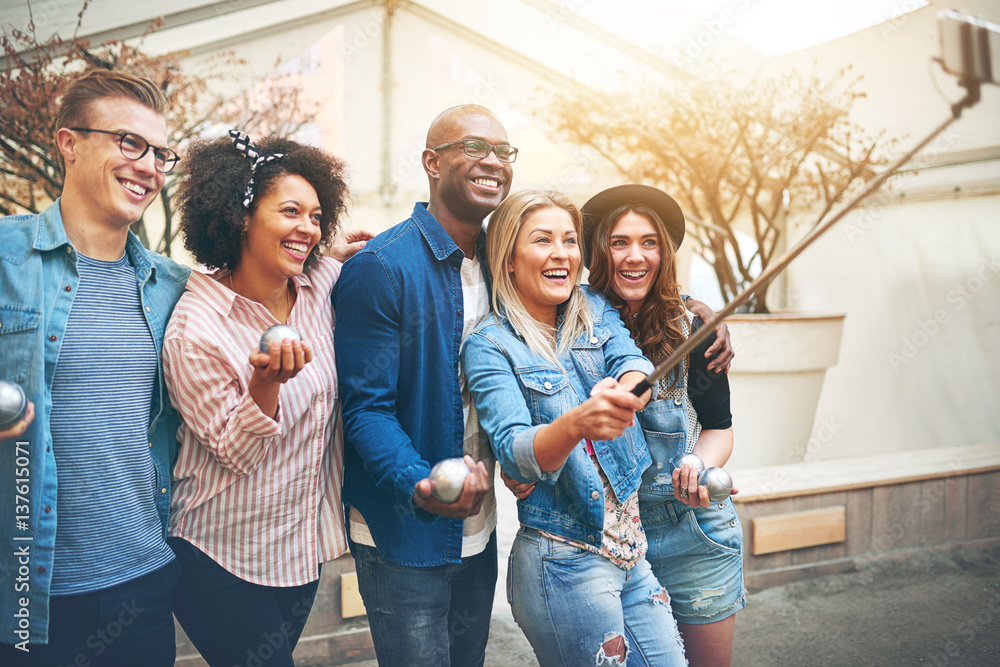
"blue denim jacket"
0,200,189,645
461,288,654,546
334,203,491,567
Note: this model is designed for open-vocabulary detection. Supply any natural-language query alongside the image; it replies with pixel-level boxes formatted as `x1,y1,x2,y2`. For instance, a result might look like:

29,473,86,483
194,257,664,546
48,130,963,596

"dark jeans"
0,559,180,667
352,530,498,667
168,537,321,667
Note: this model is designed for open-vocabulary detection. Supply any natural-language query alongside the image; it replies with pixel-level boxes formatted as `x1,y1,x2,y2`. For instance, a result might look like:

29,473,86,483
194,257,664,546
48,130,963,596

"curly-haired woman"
163,131,367,667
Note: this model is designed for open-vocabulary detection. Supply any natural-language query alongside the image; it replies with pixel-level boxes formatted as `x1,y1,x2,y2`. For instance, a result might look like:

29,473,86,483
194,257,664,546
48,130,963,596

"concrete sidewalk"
346,543,1000,666
343,484,1000,666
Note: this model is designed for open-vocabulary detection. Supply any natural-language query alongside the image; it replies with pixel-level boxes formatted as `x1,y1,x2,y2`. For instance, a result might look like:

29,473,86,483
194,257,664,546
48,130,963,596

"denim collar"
31,197,157,281
411,202,486,263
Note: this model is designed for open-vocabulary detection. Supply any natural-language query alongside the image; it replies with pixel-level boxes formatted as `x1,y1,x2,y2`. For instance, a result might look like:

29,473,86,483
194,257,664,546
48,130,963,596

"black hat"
581,184,685,266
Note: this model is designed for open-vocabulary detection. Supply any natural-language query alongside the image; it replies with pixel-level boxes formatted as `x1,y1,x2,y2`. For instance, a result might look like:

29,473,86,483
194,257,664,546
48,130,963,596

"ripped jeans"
508,527,686,667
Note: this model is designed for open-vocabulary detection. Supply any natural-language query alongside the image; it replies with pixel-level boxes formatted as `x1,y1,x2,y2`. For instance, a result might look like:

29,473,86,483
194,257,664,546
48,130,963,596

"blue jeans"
351,531,498,667
0,559,179,667
643,497,747,625
508,527,686,667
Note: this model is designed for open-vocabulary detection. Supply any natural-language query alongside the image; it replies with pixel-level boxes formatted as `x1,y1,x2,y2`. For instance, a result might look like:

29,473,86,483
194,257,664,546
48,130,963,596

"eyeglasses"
432,139,518,163
69,128,180,173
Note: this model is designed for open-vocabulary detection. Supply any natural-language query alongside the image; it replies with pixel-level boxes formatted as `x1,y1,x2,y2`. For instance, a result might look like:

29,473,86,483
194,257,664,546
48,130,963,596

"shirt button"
44,506,51,513
49,334,57,342
587,535,595,543
590,336,599,344
718,502,726,510
145,306,151,312
64,285,72,292
543,381,552,390
38,566,46,574
66,247,72,254
160,488,167,494
729,519,738,527
148,442,153,448
591,490,600,500
674,398,683,407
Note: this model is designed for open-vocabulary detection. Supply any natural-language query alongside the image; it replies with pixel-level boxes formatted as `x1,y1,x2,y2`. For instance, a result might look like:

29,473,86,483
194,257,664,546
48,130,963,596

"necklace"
228,273,293,320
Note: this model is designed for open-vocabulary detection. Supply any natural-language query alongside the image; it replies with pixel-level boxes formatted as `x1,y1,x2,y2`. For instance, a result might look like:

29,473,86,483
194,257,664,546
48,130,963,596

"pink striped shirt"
164,258,347,587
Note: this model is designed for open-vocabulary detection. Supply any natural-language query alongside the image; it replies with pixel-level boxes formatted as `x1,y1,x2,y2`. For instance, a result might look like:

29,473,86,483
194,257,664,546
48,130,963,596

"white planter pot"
724,313,846,470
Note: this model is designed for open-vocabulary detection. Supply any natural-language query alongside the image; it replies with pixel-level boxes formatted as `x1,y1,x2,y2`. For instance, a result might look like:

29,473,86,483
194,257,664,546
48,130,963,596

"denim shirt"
461,288,655,546
334,203,491,567
0,200,190,645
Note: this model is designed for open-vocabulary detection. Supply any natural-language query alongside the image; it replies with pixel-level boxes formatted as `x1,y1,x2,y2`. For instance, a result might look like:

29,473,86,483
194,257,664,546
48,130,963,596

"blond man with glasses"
0,69,189,667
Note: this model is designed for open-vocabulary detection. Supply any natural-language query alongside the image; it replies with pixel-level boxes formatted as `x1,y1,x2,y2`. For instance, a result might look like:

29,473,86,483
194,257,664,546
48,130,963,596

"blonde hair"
56,69,168,174
486,190,592,367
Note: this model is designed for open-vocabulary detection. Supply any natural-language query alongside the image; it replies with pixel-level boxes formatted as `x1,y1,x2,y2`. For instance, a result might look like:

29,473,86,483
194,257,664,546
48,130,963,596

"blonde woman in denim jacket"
462,190,686,667
583,184,746,667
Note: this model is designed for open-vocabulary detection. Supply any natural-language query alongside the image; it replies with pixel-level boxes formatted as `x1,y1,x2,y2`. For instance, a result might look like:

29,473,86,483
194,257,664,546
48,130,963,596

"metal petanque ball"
430,458,470,503
672,453,705,476
259,324,302,353
0,380,27,430
699,467,734,503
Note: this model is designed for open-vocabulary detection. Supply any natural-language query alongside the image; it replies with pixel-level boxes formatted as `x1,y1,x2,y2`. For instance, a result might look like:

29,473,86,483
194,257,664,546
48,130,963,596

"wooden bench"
732,443,1000,589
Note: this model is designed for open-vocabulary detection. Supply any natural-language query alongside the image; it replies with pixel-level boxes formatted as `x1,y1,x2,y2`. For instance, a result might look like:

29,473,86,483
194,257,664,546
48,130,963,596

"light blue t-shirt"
48,252,174,595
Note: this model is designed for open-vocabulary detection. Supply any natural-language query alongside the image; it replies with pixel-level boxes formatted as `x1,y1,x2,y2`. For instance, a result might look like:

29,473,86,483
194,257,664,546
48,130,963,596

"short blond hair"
55,69,168,173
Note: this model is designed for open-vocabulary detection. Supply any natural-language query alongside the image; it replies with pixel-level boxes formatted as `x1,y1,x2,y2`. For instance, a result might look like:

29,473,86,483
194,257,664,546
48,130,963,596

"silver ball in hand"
259,324,302,353
429,458,470,503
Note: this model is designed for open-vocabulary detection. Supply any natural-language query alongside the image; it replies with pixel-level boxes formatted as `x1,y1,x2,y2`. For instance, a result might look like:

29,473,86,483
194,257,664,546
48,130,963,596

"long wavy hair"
588,204,689,387
486,190,592,368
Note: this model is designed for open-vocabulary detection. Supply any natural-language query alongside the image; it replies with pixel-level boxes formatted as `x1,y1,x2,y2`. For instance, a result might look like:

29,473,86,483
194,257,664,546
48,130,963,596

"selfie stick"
632,69,985,397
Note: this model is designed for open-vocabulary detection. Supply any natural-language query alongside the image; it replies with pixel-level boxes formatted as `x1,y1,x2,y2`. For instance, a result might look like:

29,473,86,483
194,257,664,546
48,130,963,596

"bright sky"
579,0,929,57
685,0,930,54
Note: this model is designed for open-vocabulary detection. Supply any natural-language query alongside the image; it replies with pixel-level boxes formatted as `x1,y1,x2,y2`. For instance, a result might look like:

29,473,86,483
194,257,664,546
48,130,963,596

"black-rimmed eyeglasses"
432,139,518,163
69,128,180,173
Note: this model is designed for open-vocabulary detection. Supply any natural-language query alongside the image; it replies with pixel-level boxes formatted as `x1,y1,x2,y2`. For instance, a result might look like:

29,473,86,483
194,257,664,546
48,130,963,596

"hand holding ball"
672,453,705,476
0,381,27,429
259,324,302,353
429,458,471,503
699,467,734,502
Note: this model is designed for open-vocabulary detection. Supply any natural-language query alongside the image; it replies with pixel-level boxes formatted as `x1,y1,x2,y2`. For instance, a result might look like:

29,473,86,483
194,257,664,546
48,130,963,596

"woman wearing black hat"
583,184,746,667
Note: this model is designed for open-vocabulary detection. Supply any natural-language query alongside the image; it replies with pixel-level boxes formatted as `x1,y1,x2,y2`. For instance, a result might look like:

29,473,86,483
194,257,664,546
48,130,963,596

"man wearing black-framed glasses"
0,69,189,667
335,105,513,667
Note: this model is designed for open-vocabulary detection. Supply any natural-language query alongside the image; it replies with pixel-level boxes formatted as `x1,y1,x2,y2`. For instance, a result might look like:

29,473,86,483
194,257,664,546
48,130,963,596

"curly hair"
176,135,349,272
588,204,689,389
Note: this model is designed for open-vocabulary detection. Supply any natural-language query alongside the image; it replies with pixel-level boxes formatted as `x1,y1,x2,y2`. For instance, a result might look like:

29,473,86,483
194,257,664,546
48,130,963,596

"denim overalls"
637,343,748,625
